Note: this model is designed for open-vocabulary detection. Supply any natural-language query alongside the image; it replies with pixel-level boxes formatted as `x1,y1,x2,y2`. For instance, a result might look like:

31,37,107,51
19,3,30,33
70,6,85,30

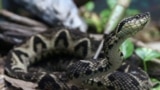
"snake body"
4,12,151,90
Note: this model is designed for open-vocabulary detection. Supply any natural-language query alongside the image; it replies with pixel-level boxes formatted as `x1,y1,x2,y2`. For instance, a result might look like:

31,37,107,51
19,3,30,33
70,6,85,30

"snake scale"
4,12,151,90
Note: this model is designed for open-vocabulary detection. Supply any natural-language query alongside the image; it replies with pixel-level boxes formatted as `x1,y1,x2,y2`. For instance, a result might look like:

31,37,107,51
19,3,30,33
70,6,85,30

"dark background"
2,0,160,22
94,0,160,22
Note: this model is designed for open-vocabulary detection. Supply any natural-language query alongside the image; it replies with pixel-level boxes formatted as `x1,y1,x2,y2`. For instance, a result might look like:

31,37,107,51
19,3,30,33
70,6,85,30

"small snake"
4,12,151,90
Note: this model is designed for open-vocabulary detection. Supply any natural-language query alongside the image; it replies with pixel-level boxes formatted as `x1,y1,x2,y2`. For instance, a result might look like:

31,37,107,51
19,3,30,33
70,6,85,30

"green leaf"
152,86,160,90
151,78,160,83
100,10,111,22
84,13,103,33
135,48,160,62
106,0,117,9
120,39,134,59
151,78,160,90
85,1,95,11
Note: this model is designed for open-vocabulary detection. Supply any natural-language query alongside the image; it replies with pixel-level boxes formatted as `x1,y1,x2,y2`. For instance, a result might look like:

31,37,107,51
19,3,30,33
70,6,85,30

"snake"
4,12,151,90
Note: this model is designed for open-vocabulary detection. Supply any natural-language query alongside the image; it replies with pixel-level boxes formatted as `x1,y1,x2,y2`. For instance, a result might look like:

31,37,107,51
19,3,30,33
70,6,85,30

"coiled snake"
4,12,151,90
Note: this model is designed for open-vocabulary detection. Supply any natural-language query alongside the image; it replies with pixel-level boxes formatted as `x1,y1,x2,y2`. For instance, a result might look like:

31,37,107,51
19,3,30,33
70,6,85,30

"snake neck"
103,32,129,73
103,12,150,72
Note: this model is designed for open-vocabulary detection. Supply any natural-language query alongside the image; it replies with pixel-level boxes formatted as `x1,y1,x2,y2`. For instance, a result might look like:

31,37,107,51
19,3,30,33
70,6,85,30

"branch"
0,21,46,36
0,9,47,27
0,21,47,44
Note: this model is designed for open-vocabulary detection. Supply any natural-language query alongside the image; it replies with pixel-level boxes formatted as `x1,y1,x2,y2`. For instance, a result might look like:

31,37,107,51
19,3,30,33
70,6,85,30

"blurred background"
0,0,160,90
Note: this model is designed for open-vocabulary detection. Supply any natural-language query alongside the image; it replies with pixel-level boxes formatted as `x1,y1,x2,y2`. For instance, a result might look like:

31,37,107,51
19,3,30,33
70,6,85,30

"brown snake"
4,12,151,90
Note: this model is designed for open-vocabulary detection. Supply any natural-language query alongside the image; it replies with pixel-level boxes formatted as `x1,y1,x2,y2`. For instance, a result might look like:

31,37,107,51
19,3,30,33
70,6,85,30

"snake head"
116,12,150,37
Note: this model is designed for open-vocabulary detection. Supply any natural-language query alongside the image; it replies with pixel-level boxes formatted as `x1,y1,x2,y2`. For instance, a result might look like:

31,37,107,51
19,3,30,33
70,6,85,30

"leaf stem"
143,61,148,72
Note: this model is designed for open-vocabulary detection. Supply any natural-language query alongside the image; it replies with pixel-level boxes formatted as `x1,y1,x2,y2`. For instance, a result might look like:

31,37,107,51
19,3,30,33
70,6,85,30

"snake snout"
136,12,150,18
133,12,150,34
132,12,150,28
130,12,150,35
136,12,150,25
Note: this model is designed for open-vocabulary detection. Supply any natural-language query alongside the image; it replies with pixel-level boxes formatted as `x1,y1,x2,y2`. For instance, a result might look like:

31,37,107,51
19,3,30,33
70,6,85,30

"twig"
150,59,160,66
131,38,160,52
0,34,23,44
89,34,103,40
0,21,46,36
0,21,48,44
0,9,47,27
104,0,131,33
